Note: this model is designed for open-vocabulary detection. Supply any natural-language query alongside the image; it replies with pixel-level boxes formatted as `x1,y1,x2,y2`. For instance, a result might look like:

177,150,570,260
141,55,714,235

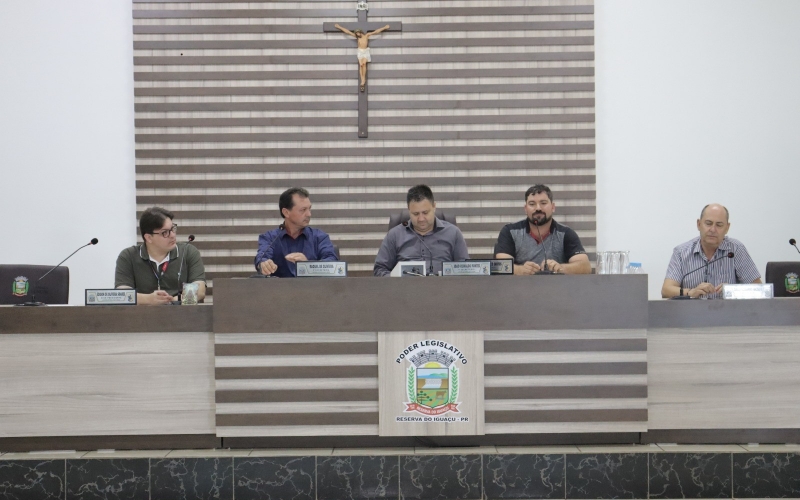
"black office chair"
388,209,457,230
765,261,800,297
0,264,70,305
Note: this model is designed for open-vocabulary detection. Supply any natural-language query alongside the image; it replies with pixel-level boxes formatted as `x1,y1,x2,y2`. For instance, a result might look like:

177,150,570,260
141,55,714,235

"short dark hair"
140,207,174,238
279,187,310,217
407,184,435,206
700,204,729,221
524,184,553,202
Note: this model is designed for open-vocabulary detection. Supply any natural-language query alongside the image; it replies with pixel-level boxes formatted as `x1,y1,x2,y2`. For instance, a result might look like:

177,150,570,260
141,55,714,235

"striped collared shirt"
665,236,761,298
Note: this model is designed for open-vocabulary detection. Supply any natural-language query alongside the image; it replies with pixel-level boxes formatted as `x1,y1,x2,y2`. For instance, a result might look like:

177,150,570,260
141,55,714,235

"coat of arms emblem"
13,276,29,297
786,273,799,294
403,343,461,416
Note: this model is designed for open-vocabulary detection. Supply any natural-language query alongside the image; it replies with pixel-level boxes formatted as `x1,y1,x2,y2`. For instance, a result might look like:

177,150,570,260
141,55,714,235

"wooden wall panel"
649,326,800,430
132,0,596,288
0,332,215,437
483,329,648,434
214,331,380,437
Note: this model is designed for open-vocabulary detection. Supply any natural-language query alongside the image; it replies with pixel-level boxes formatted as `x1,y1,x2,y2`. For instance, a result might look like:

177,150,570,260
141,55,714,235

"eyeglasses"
151,224,178,238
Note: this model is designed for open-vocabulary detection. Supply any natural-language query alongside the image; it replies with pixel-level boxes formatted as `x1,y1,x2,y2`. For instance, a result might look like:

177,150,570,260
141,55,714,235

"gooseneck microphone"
176,234,196,290
402,220,434,276
531,218,555,275
790,238,800,254
18,238,99,306
672,251,734,300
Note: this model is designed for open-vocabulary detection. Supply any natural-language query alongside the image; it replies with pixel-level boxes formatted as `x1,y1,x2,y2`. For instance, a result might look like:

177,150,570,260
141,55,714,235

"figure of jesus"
334,23,390,92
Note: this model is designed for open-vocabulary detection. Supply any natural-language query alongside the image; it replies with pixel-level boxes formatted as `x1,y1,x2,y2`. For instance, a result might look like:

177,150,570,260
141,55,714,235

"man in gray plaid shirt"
661,203,761,299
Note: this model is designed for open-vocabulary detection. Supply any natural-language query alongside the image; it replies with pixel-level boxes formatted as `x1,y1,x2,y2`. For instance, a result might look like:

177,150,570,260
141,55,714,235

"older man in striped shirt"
661,204,761,299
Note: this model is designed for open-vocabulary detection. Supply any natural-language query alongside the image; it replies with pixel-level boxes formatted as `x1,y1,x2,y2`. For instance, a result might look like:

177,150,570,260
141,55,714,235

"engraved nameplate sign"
442,261,491,276
722,283,774,299
85,289,137,305
468,258,513,275
296,261,347,277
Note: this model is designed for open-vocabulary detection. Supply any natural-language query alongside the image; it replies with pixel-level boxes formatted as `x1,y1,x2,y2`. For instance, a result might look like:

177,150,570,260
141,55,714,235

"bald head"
700,203,729,222
697,203,731,253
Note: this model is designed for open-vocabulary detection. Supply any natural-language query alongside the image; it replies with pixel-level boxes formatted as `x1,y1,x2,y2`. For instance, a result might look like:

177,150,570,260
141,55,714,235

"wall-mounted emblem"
399,340,466,418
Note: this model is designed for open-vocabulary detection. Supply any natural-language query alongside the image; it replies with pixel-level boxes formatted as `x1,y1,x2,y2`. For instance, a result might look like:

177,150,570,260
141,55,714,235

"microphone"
252,224,285,278
531,218,556,275
672,251,734,300
176,234,196,292
402,220,435,276
790,238,800,254
17,238,99,306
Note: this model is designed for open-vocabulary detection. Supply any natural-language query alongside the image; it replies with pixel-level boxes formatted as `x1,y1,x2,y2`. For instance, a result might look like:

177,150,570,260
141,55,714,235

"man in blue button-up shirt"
254,188,337,277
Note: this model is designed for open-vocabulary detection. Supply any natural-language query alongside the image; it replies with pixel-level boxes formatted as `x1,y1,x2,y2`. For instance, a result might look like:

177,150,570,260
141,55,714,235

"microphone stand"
404,221,435,276
18,238,99,306
671,251,734,300
790,238,800,254
531,218,556,275
175,234,195,303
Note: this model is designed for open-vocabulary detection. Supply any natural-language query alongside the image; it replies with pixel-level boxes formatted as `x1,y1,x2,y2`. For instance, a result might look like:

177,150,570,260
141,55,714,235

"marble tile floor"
5,443,782,460
1,445,799,499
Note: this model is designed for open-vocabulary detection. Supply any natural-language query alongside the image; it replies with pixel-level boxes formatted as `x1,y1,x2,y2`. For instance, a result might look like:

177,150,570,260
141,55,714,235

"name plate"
296,261,347,277
85,289,137,305
442,261,490,276
722,283,774,300
468,258,513,275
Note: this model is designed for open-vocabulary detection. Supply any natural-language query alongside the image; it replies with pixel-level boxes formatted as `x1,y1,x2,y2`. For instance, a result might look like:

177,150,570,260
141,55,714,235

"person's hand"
543,259,563,273
145,290,173,305
285,253,308,263
259,259,278,276
688,282,721,298
516,261,539,275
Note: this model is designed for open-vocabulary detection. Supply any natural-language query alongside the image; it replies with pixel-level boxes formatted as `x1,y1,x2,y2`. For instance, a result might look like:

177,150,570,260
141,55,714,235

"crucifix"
323,1,402,138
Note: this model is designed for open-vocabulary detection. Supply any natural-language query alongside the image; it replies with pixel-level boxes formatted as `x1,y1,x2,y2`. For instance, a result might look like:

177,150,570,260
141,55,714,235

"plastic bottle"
627,262,642,274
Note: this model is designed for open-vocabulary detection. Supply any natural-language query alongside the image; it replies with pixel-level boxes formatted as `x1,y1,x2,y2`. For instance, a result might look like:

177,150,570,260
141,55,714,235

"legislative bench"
1,276,799,451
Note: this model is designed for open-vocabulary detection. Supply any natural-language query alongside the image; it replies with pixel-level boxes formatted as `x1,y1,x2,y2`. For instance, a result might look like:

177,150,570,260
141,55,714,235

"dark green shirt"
114,243,205,296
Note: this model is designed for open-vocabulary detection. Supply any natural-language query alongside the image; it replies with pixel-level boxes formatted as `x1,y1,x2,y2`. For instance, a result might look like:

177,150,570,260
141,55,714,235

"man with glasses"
115,207,206,305
661,203,761,299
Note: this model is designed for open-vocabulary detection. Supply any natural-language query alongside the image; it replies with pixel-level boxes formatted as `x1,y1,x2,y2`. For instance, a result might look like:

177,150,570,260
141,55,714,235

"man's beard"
528,213,552,226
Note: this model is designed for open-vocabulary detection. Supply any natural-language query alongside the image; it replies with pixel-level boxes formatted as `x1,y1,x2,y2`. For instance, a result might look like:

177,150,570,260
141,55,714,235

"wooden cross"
323,2,402,138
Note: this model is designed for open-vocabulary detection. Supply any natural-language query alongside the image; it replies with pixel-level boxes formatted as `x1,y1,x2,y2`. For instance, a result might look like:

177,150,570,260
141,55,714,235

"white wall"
0,1,135,304
2,1,799,303
596,0,800,298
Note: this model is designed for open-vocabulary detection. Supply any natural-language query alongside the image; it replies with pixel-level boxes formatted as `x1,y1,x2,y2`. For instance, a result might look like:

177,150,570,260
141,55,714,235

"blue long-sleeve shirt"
254,226,337,277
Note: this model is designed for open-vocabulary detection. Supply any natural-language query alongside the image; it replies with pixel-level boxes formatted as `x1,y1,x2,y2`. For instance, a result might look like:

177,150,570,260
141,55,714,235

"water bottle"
627,262,642,274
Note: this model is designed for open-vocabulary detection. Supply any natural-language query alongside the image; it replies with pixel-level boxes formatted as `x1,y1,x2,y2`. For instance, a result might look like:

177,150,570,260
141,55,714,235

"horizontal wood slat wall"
483,330,648,434
214,328,644,438
133,0,596,286
214,332,380,437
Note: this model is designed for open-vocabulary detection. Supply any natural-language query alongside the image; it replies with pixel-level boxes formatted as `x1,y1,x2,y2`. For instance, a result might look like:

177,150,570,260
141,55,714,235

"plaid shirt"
665,236,760,298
